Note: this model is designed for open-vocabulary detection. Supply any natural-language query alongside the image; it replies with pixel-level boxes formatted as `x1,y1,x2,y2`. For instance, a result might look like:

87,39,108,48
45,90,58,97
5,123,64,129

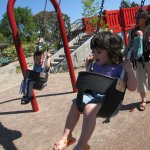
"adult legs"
139,62,150,110
139,92,147,111
74,103,102,150
136,62,147,110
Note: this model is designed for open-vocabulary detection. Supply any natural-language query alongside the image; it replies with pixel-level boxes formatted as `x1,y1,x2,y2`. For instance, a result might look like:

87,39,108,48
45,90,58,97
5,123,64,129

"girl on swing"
53,31,136,150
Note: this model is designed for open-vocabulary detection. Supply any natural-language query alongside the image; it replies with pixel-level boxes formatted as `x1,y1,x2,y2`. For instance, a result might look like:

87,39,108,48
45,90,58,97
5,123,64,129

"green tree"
81,0,107,33
0,7,37,43
130,2,139,7
120,0,130,8
81,0,100,17
120,0,139,8
33,11,70,51
0,32,4,42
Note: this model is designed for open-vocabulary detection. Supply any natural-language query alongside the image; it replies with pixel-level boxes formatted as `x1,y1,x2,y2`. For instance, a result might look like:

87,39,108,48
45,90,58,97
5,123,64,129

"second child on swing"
20,50,51,105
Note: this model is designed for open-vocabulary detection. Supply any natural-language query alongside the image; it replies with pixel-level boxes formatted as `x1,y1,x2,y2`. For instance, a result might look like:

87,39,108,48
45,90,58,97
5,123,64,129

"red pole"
50,0,77,92
123,29,129,46
120,8,129,46
7,0,39,112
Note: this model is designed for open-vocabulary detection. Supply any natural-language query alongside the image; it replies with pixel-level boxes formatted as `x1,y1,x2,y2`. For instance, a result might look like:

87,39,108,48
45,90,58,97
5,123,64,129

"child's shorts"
74,91,106,112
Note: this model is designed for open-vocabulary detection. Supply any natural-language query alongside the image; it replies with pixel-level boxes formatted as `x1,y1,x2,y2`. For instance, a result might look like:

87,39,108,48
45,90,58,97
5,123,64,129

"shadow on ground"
0,122,22,150
0,91,73,105
121,100,150,111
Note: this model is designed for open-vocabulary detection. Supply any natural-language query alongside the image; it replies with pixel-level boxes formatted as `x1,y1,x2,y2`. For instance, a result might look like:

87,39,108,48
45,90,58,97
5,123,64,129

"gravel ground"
0,60,150,150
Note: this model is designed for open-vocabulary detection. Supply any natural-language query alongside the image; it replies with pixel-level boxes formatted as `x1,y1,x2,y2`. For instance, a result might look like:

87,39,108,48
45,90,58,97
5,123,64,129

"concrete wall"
51,36,93,73
50,33,87,62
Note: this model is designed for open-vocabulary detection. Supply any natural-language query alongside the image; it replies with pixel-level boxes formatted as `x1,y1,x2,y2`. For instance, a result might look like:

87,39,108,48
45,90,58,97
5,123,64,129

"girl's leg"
53,102,80,149
62,102,80,138
74,103,102,149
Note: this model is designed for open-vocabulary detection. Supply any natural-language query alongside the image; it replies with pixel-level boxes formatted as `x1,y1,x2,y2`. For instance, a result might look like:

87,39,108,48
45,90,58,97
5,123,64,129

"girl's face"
92,49,112,65
34,54,44,66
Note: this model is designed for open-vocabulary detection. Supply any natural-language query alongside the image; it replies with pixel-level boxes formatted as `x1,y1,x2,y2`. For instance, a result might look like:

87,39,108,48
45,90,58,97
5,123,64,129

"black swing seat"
25,69,48,90
76,71,126,118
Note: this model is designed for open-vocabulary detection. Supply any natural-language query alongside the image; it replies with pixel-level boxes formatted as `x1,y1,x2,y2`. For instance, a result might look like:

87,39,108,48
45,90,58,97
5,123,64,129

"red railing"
83,5,150,45
82,16,105,34
104,10,122,33
121,6,148,29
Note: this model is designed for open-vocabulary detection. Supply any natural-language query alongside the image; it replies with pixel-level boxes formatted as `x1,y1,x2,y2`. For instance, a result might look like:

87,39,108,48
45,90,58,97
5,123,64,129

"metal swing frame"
7,0,77,112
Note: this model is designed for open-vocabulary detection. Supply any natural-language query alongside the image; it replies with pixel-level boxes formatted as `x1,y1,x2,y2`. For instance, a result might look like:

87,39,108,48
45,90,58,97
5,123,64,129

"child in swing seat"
53,31,136,150
20,50,51,105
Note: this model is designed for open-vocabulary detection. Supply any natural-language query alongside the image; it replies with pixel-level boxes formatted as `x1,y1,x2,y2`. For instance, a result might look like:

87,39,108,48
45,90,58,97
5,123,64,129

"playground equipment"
7,0,77,112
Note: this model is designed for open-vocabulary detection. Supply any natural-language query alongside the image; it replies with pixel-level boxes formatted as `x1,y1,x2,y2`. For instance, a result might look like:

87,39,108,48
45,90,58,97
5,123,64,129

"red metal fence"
104,10,122,33
83,5,150,45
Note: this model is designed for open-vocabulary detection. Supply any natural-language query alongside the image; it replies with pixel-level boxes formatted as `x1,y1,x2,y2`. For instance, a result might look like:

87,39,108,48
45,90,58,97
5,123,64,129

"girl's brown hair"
90,31,124,64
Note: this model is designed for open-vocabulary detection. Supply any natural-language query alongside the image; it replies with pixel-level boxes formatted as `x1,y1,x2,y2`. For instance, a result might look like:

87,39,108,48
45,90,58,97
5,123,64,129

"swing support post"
7,0,39,112
50,0,77,92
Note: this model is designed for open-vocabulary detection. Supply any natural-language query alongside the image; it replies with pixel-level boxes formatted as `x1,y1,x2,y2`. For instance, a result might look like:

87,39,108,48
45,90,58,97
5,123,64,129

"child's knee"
84,103,101,116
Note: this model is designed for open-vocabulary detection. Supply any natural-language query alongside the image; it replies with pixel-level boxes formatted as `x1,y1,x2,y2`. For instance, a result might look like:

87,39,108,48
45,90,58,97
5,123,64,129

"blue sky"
0,0,149,23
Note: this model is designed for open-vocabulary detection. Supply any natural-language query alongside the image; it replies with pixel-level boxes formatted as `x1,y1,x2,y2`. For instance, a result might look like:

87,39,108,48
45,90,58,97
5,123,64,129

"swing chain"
136,0,146,21
99,0,105,16
140,0,145,9
96,0,105,33
36,0,48,51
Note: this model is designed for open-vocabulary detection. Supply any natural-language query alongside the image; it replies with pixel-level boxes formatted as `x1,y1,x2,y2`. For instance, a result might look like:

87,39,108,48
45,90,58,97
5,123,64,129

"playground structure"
6,0,149,112
83,5,150,45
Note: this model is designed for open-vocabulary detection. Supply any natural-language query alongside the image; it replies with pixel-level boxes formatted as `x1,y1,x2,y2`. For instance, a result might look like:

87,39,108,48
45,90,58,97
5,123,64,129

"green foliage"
81,0,100,17
120,0,139,8
0,7,71,65
0,13,11,42
15,7,38,42
15,65,21,73
33,11,70,49
0,7,37,44
2,43,35,62
130,2,139,7
81,0,108,32
0,32,4,42
0,57,10,67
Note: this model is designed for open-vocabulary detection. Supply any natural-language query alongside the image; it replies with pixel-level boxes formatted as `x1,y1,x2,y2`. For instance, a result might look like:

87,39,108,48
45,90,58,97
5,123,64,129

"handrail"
50,19,86,54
